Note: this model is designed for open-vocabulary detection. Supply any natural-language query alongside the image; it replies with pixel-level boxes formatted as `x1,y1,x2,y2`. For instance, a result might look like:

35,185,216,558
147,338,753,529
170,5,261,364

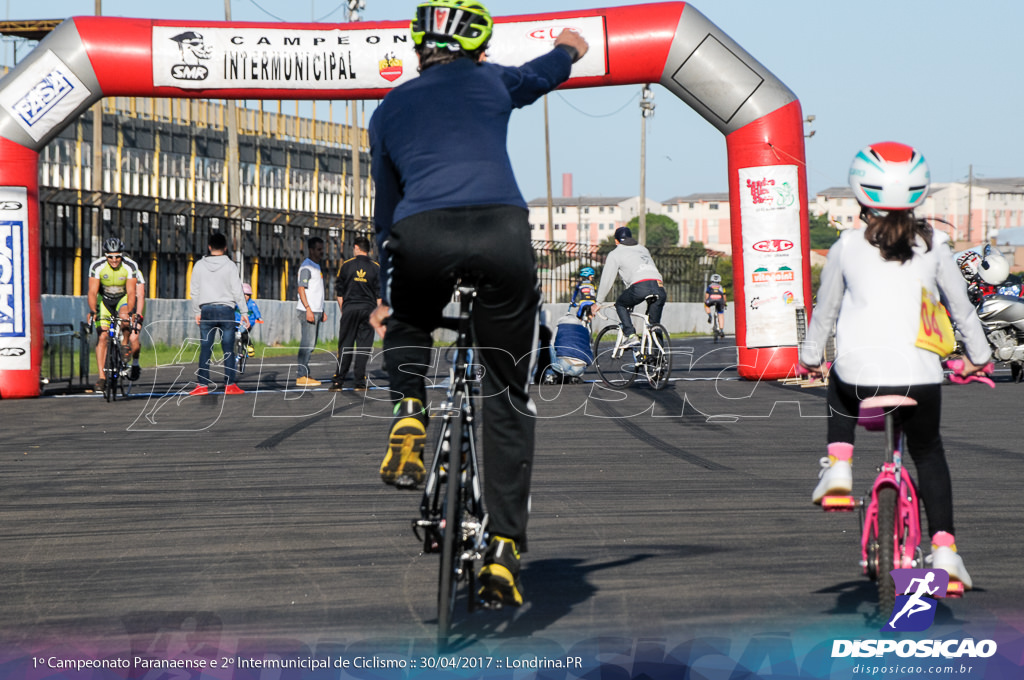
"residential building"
661,192,732,253
527,195,661,244
813,178,1024,250
528,186,736,254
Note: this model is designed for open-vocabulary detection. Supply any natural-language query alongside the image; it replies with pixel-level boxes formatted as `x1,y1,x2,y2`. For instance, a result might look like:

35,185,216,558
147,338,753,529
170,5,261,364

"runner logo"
884,568,949,632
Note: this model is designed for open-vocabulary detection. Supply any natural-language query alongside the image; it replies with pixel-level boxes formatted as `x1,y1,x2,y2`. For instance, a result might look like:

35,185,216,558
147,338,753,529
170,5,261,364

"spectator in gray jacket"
189,232,249,395
595,226,667,347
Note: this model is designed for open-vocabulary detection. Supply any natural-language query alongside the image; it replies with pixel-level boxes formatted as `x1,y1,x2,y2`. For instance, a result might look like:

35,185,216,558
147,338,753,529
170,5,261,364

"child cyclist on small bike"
704,273,727,329
235,283,262,358
799,142,992,589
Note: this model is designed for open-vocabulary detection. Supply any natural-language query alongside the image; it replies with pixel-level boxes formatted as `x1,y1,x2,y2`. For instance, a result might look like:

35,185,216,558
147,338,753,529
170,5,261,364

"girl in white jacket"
800,142,992,589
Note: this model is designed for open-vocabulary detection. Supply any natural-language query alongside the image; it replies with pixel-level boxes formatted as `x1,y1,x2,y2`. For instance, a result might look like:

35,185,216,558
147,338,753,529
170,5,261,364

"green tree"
809,213,841,250
625,213,680,248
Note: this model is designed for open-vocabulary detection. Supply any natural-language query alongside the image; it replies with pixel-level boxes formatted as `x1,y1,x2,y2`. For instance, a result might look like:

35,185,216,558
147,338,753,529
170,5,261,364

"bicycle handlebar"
943,359,996,388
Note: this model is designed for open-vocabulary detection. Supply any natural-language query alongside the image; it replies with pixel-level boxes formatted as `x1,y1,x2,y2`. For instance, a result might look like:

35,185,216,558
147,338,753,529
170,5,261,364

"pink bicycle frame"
860,459,923,573
858,402,923,574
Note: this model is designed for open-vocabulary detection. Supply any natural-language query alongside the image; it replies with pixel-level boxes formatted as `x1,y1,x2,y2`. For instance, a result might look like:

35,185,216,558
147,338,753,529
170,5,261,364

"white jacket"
801,228,990,385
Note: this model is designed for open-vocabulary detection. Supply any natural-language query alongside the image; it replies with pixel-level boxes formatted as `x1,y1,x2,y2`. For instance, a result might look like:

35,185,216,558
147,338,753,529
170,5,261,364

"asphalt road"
2,336,1022,675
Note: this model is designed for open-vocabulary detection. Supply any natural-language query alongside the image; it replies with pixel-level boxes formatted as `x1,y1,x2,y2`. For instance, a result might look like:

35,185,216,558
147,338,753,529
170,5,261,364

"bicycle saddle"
859,395,918,411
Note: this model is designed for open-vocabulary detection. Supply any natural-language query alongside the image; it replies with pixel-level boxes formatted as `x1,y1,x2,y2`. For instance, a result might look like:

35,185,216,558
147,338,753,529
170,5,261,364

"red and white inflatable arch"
0,1,810,397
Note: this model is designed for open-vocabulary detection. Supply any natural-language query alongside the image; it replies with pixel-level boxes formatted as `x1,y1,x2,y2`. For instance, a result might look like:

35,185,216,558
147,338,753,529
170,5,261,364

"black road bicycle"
411,281,489,648
90,316,136,401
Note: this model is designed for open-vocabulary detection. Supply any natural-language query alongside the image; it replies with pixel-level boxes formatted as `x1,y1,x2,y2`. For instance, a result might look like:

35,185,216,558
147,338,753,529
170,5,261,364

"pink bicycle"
821,360,992,614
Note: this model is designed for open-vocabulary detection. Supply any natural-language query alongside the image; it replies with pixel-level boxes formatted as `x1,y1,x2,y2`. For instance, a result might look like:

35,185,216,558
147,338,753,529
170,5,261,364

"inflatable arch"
0,1,810,398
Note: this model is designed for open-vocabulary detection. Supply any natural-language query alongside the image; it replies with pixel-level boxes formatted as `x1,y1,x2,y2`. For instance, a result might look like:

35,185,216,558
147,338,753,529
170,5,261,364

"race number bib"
916,287,955,357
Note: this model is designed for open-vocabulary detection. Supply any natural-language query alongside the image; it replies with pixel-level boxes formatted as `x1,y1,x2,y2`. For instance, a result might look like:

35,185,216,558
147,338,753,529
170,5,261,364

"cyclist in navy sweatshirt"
368,0,587,608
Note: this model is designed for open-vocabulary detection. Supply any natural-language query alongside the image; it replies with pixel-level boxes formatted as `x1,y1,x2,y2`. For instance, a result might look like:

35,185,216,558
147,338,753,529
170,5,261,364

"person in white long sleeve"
800,142,992,589
594,226,667,347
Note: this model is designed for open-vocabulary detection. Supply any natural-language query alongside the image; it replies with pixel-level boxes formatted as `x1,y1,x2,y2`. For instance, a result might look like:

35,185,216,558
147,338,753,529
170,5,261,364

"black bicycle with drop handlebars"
411,278,489,648
86,313,138,401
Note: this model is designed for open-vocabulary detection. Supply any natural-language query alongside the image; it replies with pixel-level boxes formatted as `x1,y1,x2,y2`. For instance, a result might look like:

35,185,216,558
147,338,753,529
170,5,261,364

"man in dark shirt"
367,0,588,609
330,236,380,391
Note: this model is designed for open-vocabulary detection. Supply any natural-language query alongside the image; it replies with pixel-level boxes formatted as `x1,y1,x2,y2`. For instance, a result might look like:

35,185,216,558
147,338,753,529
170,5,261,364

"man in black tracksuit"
331,236,380,391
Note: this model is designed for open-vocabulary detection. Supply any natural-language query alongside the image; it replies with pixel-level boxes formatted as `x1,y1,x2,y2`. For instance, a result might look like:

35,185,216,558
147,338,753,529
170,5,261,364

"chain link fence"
533,239,723,304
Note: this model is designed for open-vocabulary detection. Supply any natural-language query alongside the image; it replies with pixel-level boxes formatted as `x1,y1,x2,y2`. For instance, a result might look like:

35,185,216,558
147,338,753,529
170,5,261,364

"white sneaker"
812,457,853,504
929,546,973,590
623,333,641,348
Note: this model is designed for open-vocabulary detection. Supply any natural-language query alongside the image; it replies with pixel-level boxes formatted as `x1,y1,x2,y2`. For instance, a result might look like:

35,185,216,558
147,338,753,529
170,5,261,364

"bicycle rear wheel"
437,407,464,646
646,324,672,390
235,338,248,376
594,324,637,388
875,486,897,616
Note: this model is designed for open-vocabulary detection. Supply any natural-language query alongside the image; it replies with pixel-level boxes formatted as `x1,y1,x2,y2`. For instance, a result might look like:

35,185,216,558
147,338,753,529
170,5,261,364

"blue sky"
5,0,1021,203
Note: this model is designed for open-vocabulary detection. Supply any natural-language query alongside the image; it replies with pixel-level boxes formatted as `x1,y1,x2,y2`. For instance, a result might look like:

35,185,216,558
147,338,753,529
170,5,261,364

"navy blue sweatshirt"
370,46,575,303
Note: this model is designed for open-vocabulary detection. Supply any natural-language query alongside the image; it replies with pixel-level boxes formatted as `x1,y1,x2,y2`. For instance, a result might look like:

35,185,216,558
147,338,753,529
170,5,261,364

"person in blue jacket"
367,0,588,608
235,283,262,358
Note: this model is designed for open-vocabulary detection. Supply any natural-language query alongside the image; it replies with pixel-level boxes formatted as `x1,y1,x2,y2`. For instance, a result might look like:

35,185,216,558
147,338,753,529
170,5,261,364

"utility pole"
966,164,974,243
544,96,554,242
348,0,366,226
91,0,102,262
224,0,242,272
638,84,655,245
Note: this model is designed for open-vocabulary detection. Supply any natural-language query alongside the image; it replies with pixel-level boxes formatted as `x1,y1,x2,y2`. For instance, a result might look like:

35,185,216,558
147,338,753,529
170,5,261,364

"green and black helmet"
410,0,493,53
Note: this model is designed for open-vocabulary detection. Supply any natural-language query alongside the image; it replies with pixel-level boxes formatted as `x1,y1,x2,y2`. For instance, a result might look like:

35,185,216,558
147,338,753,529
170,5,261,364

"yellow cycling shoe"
478,536,524,608
379,398,427,489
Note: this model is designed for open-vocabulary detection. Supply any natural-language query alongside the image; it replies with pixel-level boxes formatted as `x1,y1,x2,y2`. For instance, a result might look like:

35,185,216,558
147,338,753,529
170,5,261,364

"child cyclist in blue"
570,266,598,319
542,267,597,384
236,283,262,358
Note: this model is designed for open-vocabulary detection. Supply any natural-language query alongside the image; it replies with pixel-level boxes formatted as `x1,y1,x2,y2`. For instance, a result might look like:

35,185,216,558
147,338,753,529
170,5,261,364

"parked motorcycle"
954,245,1024,382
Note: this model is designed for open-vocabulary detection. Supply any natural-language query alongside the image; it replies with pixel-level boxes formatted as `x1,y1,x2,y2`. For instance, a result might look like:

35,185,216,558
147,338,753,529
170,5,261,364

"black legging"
383,204,540,550
826,374,954,538
615,279,667,336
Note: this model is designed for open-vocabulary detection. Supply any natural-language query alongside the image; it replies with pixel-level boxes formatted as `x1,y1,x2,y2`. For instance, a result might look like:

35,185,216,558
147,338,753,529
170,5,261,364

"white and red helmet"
849,142,930,211
956,250,983,282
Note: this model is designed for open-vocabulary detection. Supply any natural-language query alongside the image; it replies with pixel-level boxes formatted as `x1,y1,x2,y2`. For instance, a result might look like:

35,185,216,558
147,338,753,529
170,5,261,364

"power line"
246,0,287,21
553,90,638,118
316,2,347,21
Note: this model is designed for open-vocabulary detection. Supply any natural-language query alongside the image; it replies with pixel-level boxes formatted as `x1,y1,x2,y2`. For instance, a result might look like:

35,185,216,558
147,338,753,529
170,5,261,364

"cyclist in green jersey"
87,237,138,392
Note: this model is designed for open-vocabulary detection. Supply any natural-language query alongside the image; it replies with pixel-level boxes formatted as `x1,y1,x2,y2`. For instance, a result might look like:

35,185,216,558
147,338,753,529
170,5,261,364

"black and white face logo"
0,201,23,210
169,31,212,80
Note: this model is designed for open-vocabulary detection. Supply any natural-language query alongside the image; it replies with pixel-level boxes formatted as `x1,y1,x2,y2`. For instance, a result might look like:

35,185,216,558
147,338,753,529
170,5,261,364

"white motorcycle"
955,245,1024,383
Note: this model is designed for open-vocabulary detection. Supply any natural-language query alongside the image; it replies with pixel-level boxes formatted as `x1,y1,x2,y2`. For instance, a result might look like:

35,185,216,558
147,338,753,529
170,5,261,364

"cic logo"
883,569,950,632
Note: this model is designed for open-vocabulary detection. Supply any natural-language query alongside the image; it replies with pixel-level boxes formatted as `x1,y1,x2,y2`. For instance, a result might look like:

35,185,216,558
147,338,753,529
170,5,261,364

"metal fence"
40,188,373,302
41,323,90,390
533,240,722,304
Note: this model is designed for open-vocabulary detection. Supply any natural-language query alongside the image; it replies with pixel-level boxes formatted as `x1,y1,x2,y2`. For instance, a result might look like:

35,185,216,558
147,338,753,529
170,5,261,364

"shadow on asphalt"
444,553,657,644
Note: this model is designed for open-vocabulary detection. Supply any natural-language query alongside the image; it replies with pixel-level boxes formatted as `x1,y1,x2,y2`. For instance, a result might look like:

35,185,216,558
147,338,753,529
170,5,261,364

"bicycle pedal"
394,474,421,490
821,496,857,512
477,597,505,611
945,581,965,598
